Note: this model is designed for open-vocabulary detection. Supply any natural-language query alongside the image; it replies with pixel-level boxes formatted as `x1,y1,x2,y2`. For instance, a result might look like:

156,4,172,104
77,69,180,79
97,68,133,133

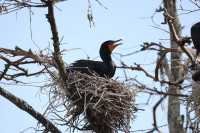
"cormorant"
191,22,200,81
69,39,122,78
191,22,200,56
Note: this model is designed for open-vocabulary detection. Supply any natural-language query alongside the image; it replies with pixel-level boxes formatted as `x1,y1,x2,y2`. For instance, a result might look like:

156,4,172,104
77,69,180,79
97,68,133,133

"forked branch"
156,7,195,66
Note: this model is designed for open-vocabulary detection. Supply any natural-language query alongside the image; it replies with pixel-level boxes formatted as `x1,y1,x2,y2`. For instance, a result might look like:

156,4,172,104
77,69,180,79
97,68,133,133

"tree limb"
0,86,61,133
46,0,67,80
147,94,167,133
118,63,183,88
156,6,195,66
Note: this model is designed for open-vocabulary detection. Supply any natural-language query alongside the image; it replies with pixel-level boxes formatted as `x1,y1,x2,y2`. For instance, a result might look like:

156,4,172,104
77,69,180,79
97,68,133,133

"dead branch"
0,0,47,15
0,47,56,82
140,42,183,81
141,42,180,53
134,79,188,97
0,46,56,66
119,62,155,79
0,86,61,133
188,0,200,8
156,6,195,66
130,124,167,132
117,63,183,88
147,94,167,133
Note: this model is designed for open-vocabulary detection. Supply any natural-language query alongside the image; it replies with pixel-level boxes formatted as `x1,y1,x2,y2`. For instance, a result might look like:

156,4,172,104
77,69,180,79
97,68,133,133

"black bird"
191,22,200,56
69,39,122,78
191,22,200,81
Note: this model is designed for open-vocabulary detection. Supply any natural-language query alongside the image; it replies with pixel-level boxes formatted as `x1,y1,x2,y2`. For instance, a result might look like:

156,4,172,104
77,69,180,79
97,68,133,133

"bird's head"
100,39,123,54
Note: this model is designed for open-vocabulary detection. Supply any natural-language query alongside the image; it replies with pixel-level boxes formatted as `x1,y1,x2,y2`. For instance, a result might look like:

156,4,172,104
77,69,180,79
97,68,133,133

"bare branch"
141,42,180,52
156,7,195,66
134,79,187,97
147,94,167,133
0,46,57,66
0,86,61,133
0,0,47,15
118,63,183,88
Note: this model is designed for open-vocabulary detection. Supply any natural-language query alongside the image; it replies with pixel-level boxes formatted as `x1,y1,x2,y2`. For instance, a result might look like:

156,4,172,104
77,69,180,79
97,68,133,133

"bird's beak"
108,39,123,52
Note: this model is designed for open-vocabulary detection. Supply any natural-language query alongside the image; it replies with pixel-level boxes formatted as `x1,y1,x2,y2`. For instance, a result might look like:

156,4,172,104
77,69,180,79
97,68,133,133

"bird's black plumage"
191,22,200,81
70,39,122,78
192,70,200,81
191,22,200,56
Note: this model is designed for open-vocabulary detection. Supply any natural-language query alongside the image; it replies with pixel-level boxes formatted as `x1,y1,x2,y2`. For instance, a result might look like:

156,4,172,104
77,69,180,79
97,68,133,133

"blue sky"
0,0,200,132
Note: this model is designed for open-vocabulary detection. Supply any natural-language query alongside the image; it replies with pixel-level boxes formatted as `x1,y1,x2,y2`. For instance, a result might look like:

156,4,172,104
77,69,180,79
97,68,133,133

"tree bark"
163,0,184,133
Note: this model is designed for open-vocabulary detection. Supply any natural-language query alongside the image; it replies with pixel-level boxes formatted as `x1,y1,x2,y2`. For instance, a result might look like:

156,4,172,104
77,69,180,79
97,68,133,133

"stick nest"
45,70,138,132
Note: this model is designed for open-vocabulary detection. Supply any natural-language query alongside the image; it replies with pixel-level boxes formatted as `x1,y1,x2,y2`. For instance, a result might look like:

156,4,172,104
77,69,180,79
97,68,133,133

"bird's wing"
70,60,107,76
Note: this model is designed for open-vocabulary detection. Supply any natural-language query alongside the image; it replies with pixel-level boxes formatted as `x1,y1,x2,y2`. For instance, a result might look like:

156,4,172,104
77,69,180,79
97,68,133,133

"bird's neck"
101,53,112,64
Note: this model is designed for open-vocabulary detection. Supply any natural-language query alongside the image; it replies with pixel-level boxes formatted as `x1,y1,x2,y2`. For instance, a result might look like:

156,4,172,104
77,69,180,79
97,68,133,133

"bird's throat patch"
108,45,118,52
